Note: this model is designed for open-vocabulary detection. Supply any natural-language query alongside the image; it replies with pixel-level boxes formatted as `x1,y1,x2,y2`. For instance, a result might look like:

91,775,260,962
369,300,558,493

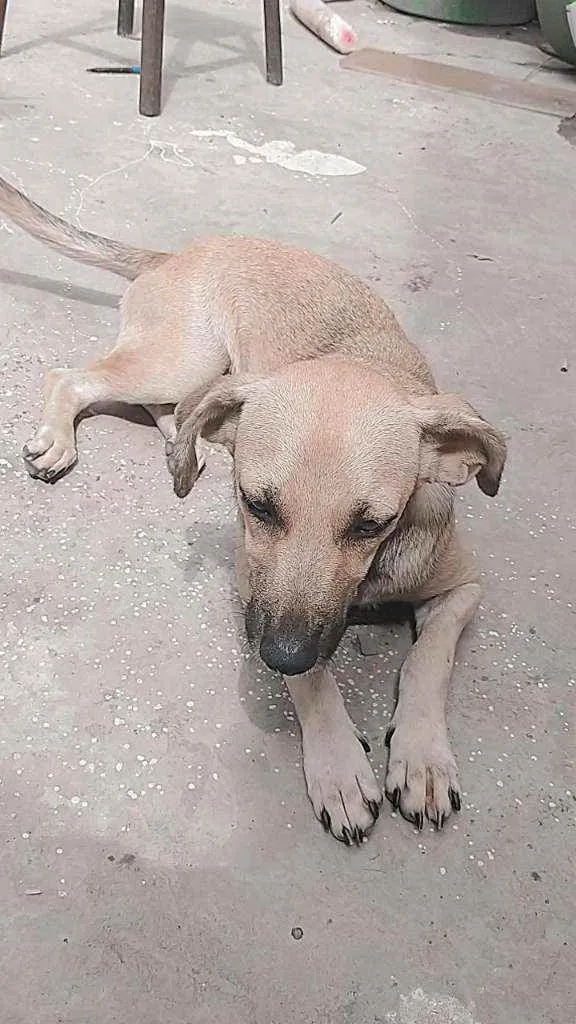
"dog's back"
0,173,434,392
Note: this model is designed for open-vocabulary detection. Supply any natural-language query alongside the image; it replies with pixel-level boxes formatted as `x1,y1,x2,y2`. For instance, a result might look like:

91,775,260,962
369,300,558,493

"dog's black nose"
259,629,320,675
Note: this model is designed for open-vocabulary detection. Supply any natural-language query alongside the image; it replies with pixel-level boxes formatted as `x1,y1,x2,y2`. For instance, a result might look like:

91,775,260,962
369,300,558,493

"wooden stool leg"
139,0,165,117
263,0,283,86
117,0,135,38
0,0,9,57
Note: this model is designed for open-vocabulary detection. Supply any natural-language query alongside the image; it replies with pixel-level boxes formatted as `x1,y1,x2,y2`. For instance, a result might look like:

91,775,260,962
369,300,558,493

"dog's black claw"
341,826,352,846
386,786,402,810
368,799,381,821
320,808,331,832
352,827,364,846
385,725,395,748
449,787,461,813
357,732,371,754
22,455,74,484
436,811,445,831
45,467,69,484
414,811,424,831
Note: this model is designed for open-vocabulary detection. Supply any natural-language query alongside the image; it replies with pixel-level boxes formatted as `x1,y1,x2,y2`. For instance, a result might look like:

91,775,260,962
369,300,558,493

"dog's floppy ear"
413,393,507,496
171,374,261,499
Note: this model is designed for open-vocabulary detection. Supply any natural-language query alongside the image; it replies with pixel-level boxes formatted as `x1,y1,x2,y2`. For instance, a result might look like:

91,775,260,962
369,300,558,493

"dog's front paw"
384,717,461,830
302,722,382,845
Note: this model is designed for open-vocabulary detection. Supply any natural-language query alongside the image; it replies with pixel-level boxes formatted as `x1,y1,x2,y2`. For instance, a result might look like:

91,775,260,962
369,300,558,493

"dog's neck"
358,482,455,601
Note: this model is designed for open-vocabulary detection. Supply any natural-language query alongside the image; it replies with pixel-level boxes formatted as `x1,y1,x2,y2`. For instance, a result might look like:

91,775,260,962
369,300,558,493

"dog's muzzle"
259,625,323,675
246,601,346,675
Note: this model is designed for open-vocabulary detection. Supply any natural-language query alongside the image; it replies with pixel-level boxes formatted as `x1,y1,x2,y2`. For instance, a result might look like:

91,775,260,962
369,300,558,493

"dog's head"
172,358,506,675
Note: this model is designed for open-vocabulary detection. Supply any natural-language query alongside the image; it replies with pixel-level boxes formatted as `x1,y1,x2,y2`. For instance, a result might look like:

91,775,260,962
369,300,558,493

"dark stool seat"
0,0,283,117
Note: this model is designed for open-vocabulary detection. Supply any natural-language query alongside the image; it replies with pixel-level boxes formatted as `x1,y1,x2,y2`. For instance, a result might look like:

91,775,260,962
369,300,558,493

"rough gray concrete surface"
1,3,574,1022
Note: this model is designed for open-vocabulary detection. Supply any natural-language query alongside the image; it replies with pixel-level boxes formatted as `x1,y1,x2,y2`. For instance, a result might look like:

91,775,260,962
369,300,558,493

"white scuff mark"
71,137,192,225
386,988,480,1024
70,128,363,226
72,141,195,225
152,141,195,168
73,143,156,224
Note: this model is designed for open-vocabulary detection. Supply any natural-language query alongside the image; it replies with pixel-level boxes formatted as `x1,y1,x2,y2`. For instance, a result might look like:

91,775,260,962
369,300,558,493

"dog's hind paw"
22,428,77,483
166,438,206,497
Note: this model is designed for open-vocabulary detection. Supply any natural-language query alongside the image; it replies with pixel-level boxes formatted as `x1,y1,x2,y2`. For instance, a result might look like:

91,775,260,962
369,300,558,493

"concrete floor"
1,2,575,1022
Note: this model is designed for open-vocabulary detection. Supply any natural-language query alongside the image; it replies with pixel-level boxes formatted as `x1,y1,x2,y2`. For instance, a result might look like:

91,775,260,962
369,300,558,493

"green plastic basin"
535,0,576,64
381,0,536,25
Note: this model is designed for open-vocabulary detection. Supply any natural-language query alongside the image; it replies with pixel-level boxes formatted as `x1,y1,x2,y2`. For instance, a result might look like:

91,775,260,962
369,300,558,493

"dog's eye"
348,517,394,541
241,491,279,525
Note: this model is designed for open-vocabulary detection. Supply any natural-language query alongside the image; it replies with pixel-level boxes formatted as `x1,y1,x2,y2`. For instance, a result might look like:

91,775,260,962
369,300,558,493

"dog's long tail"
0,175,170,280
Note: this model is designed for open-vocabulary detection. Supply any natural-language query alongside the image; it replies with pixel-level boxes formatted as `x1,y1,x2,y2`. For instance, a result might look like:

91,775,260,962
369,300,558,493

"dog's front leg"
385,581,481,829
285,666,382,845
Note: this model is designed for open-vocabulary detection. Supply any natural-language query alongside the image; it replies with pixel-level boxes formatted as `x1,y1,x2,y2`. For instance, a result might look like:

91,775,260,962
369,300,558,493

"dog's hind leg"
23,344,224,483
21,248,232,482
23,363,114,482
145,403,176,442
145,402,208,484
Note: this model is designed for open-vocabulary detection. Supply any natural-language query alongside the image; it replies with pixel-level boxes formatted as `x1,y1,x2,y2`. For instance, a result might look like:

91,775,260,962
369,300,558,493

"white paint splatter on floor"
187,128,366,176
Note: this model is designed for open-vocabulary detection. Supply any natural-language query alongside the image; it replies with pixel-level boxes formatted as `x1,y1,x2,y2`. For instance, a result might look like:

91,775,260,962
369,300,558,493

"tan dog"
0,175,506,844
